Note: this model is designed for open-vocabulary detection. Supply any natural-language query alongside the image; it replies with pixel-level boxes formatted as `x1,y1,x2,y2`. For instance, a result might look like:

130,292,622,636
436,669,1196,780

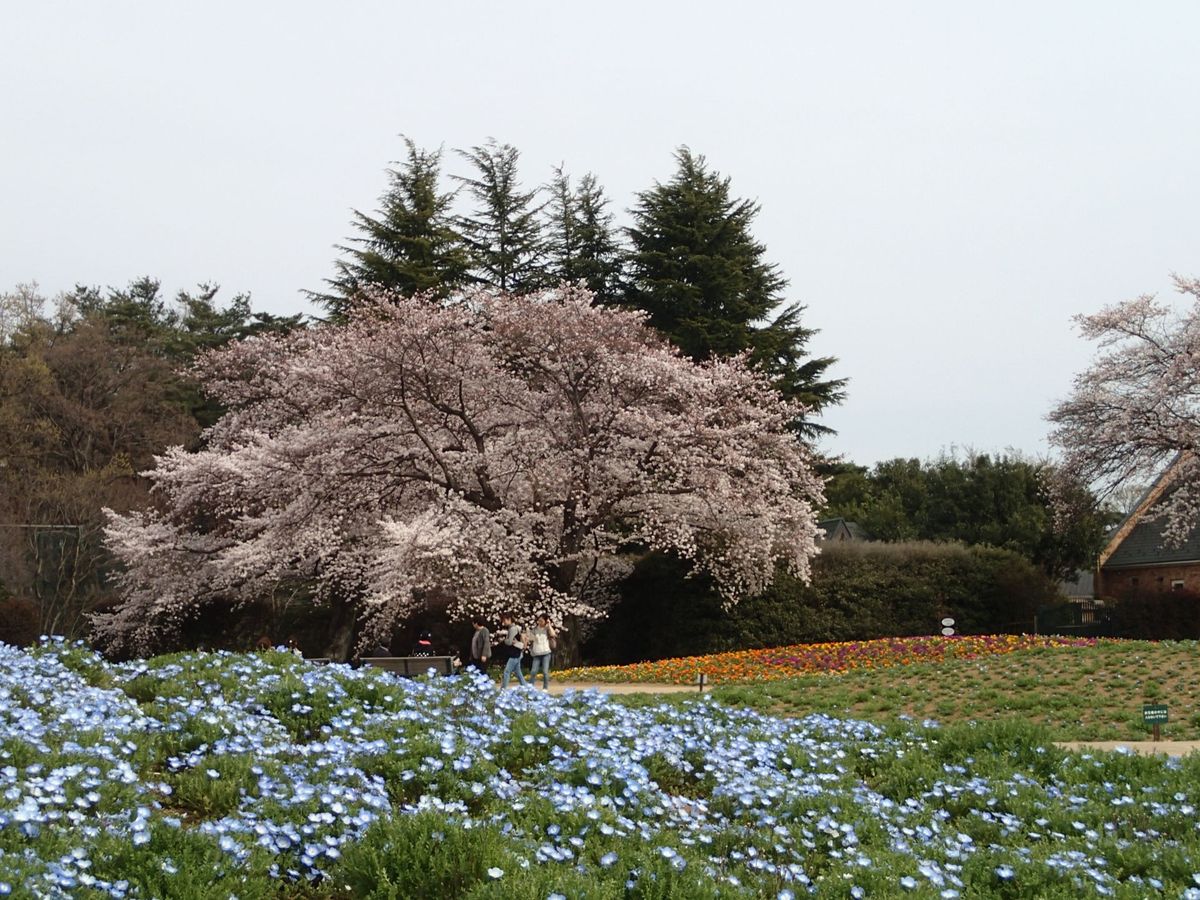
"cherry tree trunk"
555,614,586,669
323,597,358,661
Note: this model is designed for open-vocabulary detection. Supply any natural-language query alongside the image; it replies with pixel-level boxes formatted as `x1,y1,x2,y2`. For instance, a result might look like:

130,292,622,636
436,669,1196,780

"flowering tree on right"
1048,274,1200,543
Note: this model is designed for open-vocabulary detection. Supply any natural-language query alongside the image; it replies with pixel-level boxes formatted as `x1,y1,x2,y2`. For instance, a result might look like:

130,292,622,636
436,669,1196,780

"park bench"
360,655,456,677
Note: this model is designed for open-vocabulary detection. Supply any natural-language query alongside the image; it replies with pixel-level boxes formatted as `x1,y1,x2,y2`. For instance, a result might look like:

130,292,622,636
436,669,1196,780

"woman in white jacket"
527,613,557,690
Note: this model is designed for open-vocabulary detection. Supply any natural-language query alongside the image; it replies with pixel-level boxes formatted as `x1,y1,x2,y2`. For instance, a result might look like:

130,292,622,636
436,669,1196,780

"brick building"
1097,456,1200,597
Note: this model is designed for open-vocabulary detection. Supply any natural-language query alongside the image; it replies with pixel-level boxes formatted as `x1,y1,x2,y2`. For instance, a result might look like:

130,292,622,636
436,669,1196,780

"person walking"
498,613,528,688
527,613,557,690
469,617,491,674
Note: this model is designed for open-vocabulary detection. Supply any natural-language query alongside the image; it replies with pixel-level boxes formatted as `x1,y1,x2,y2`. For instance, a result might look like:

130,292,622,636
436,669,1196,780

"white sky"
2,1,1197,466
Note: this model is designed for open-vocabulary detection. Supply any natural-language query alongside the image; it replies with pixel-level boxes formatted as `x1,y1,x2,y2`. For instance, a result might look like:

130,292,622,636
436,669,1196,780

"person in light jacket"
527,613,557,689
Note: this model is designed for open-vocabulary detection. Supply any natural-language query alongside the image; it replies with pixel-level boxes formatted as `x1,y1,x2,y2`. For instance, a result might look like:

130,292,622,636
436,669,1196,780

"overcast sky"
3,1,1197,466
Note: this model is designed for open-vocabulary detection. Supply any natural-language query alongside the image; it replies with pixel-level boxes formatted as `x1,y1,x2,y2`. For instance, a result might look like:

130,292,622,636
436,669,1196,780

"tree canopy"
822,452,1112,580
1049,274,1200,545
97,286,825,658
453,140,546,293
0,279,294,638
318,140,846,437
315,139,470,316
622,148,845,436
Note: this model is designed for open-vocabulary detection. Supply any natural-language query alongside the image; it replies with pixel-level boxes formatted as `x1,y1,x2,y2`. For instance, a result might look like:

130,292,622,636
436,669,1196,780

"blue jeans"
529,653,552,688
502,654,527,688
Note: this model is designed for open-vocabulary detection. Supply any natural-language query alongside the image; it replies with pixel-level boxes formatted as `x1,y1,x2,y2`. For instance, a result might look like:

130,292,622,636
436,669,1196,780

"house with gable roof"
1097,455,1200,597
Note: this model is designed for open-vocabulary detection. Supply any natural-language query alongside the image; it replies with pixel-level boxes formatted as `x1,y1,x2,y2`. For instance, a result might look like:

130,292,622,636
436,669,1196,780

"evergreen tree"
316,138,469,316
543,167,623,304
453,140,545,293
624,148,845,436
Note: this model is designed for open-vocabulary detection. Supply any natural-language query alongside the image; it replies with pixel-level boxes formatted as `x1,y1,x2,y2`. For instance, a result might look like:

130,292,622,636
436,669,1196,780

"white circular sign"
941,626,955,636
941,617,955,627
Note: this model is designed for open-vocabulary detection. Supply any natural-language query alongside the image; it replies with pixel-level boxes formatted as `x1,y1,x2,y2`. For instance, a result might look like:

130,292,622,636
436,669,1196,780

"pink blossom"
96,286,824,653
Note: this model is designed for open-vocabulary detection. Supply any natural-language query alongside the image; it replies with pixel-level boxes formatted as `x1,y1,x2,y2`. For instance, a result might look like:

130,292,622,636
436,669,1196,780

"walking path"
1054,740,1200,758
543,681,701,695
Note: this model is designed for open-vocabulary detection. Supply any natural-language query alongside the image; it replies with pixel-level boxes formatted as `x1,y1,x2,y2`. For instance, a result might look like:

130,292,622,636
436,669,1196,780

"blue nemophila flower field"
2,639,1199,898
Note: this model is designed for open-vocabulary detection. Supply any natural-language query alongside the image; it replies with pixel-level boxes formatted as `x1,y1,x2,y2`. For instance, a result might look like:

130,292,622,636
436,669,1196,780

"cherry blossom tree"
95,286,824,658
1048,274,1200,544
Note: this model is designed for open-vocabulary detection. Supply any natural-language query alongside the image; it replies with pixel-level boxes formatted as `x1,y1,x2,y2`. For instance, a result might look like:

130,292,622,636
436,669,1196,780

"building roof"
1102,493,1200,567
817,518,871,542
1100,457,1200,568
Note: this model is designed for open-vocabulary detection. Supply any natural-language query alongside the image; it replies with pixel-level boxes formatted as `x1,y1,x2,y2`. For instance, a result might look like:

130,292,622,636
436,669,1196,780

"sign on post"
1143,704,1168,741
695,672,708,693
940,617,956,637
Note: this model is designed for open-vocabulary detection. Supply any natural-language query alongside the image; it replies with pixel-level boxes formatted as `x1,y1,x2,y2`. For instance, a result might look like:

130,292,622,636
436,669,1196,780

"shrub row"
585,541,1060,664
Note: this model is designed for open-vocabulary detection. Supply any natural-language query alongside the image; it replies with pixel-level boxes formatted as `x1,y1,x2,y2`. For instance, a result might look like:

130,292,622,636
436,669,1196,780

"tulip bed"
4,640,1200,898
557,635,1101,685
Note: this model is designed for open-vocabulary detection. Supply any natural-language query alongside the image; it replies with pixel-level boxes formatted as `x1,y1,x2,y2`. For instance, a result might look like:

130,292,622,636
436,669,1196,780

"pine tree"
624,148,845,436
316,138,469,316
543,168,623,304
453,140,545,293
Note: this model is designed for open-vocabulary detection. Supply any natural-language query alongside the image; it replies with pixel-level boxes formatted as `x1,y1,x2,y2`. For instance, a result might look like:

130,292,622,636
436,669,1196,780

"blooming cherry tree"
96,286,824,656
1048,274,1200,543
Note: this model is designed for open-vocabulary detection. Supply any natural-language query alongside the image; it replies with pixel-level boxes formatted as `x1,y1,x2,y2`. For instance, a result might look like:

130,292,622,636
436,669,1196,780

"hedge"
584,541,1061,664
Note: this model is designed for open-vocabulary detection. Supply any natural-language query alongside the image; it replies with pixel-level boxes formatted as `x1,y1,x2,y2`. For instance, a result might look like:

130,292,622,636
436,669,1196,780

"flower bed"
2,639,1199,898
558,635,1103,684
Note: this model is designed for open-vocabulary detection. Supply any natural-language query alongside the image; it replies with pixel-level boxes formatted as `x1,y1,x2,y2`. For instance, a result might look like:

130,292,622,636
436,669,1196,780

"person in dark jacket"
497,613,528,688
469,617,492,674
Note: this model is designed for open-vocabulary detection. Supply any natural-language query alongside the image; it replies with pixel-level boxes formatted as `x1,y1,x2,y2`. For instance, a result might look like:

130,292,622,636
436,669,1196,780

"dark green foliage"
316,138,470,316
0,595,39,646
70,278,302,360
454,140,546,293
542,167,623,304
0,278,296,640
622,148,845,436
586,544,1061,664
822,453,1113,580
1100,589,1200,640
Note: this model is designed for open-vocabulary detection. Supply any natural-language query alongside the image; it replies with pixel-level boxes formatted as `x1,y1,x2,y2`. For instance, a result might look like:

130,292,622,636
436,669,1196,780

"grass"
704,640,1200,741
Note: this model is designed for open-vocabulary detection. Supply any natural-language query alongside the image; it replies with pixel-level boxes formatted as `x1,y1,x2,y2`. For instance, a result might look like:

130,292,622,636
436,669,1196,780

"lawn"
563,637,1200,742
3,638,1200,898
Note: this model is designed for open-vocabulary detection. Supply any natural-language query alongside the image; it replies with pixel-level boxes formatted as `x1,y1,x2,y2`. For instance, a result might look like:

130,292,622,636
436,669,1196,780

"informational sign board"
1143,704,1168,725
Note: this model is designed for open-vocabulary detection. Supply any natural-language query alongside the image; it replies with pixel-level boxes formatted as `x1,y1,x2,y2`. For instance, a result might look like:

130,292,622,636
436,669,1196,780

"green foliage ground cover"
5,640,1200,898
702,640,1200,742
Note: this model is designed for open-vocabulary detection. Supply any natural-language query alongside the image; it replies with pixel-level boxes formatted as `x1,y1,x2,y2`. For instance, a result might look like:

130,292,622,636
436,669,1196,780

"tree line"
0,279,300,644
313,139,846,438
1,135,1144,655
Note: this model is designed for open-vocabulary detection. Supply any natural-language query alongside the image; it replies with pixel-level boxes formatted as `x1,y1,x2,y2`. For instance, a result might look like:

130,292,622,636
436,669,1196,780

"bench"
360,656,456,677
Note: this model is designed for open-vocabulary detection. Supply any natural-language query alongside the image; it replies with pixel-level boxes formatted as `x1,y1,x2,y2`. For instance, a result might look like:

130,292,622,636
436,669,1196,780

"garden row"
558,634,1099,684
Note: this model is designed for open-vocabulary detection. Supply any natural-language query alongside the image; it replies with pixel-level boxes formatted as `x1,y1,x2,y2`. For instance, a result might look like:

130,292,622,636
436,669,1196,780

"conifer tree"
317,138,468,316
624,148,845,436
543,168,623,304
453,140,545,293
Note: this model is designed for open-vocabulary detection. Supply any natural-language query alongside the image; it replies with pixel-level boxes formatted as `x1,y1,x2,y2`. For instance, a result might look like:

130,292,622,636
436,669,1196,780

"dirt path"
1054,740,1200,758
540,681,704,695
